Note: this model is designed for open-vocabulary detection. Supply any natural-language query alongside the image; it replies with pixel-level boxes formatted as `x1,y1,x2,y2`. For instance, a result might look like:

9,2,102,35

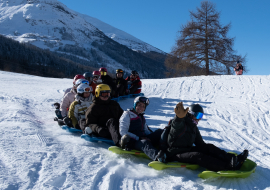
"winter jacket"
89,81,97,96
60,88,76,117
63,87,72,97
125,76,142,94
101,75,117,92
85,96,124,132
234,65,243,71
68,94,93,127
167,113,206,158
119,109,151,140
114,77,128,95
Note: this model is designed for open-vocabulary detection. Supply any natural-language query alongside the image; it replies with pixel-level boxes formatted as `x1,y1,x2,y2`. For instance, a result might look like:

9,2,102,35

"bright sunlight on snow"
0,71,269,189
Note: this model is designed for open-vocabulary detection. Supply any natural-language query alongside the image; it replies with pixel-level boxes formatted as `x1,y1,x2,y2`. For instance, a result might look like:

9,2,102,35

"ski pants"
132,129,163,161
168,144,235,172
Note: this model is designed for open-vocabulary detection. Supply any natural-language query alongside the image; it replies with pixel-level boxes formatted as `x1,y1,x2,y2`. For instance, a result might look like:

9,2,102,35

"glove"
174,102,189,118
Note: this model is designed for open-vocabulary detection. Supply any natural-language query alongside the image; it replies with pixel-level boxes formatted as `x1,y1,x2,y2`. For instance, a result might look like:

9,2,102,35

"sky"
57,0,270,75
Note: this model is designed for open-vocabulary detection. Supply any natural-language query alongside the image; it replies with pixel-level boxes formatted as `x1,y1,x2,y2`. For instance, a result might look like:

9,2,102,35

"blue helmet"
133,96,150,110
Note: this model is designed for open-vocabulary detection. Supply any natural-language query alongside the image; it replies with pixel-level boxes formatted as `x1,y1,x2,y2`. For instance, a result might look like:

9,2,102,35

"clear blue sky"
58,0,270,75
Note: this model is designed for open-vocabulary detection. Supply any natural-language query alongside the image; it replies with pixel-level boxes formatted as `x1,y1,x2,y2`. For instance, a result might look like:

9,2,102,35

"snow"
0,71,270,189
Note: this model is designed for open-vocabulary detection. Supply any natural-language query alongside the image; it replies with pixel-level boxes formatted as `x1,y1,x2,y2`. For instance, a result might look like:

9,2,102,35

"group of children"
54,67,249,172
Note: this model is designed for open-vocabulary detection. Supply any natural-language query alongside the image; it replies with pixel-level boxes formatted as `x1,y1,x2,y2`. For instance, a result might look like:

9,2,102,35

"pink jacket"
60,88,76,117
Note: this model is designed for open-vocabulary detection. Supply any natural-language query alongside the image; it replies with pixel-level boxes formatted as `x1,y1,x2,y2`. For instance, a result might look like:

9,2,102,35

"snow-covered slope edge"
0,71,269,189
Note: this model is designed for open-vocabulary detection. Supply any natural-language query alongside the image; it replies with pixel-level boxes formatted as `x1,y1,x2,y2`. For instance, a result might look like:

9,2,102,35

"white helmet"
75,79,89,87
77,83,92,94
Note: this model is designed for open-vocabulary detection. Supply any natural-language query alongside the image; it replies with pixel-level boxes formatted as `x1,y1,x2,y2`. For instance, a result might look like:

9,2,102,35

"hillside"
0,0,167,78
0,71,269,189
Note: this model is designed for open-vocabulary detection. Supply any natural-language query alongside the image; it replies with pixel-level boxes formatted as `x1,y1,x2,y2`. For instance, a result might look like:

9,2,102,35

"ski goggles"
100,90,110,97
100,71,107,76
84,87,91,92
138,97,150,106
191,111,204,119
93,76,99,79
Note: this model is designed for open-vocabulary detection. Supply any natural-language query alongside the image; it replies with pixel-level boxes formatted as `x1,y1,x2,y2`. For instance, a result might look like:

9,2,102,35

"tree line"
0,34,97,78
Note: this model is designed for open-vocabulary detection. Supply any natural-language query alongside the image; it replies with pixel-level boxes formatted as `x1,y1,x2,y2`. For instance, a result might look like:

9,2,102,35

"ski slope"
0,71,270,189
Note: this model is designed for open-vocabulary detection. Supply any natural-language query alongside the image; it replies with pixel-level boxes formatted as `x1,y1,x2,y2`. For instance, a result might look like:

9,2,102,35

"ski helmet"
131,70,138,76
99,67,107,72
75,79,89,88
189,104,204,119
95,84,111,98
133,96,150,110
73,74,85,85
77,83,92,94
99,67,107,76
92,71,101,77
83,72,92,81
116,69,124,74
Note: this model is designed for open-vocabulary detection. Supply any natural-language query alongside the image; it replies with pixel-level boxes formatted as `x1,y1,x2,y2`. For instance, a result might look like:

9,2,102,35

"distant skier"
83,72,97,96
67,83,93,129
125,70,142,94
234,61,244,75
161,102,249,171
83,84,123,146
92,71,102,84
114,69,128,96
99,67,117,97
119,96,166,162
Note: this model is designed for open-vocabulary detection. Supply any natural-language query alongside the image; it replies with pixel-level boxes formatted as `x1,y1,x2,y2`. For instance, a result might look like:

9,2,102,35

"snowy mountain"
0,0,166,78
0,70,269,189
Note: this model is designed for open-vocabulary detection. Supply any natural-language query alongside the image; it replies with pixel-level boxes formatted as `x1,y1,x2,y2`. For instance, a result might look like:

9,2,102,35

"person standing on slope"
119,96,166,162
234,61,244,75
161,102,248,171
83,72,97,96
125,70,142,94
114,69,128,96
99,67,117,97
83,84,123,146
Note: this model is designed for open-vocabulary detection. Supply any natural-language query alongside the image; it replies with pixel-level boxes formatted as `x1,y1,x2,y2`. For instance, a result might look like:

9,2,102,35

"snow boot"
156,150,167,163
120,135,131,150
85,127,93,135
234,150,249,170
63,117,73,128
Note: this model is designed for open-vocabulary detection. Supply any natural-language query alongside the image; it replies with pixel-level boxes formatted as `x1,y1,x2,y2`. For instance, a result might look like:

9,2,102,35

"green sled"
109,146,199,170
148,161,199,170
108,146,149,159
198,158,257,179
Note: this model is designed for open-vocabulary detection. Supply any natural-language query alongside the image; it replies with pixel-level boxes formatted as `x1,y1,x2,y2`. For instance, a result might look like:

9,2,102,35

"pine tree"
166,1,246,76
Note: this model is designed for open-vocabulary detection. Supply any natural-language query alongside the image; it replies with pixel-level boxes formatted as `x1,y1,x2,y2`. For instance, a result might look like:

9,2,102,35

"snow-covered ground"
0,71,270,189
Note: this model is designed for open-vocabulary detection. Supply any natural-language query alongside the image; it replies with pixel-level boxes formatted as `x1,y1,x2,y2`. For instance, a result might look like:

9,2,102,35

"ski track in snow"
1,71,270,189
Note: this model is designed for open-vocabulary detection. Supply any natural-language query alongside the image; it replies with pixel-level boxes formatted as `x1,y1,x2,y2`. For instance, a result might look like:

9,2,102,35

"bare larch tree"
166,1,246,76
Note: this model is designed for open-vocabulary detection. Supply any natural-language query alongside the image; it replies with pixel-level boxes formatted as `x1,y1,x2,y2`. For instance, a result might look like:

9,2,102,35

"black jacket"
101,75,117,91
167,113,206,158
85,97,124,131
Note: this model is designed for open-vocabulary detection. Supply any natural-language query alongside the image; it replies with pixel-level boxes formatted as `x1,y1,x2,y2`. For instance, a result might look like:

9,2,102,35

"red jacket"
125,76,142,94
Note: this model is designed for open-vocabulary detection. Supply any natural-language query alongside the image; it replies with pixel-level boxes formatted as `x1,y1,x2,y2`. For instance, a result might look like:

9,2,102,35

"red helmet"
73,74,85,85
99,67,107,72
92,71,101,76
